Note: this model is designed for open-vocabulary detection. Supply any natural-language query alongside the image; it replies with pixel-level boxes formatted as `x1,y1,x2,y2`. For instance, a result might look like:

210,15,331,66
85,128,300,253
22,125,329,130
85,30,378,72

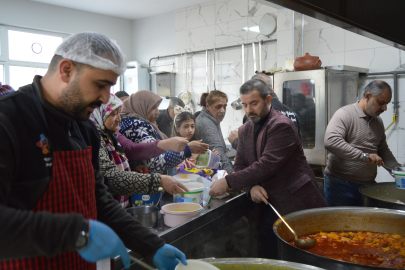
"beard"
57,77,102,121
247,104,270,124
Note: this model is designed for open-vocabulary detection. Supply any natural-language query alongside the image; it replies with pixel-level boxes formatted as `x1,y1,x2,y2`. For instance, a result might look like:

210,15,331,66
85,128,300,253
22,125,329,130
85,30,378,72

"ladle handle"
268,203,298,240
129,254,157,270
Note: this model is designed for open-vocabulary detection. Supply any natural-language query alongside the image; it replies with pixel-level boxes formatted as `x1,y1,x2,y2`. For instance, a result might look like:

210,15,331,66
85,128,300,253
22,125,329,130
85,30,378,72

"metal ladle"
268,203,316,250
365,157,403,174
383,165,403,172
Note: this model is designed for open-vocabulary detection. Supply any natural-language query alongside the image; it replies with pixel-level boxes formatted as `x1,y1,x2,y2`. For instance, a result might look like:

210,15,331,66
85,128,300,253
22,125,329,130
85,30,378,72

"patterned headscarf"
121,90,167,139
90,93,129,209
90,93,123,133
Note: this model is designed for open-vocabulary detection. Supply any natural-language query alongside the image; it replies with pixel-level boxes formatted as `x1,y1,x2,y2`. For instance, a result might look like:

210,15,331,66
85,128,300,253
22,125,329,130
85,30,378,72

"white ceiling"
31,0,215,20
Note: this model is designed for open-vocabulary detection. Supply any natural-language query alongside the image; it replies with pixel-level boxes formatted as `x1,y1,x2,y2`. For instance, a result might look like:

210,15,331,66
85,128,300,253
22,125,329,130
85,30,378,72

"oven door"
274,69,326,165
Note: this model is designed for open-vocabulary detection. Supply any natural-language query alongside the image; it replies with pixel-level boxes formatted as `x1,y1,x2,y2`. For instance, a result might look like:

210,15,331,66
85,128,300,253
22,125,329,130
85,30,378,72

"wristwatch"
75,219,90,250
363,153,370,162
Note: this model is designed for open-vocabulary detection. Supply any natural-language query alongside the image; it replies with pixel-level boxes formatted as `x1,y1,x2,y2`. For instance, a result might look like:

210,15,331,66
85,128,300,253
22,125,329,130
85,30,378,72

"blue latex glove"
78,220,130,269
152,244,187,270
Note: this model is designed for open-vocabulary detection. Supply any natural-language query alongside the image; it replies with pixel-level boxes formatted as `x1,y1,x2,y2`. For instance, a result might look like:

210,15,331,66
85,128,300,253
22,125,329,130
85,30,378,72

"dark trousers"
255,202,279,259
324,173,363,206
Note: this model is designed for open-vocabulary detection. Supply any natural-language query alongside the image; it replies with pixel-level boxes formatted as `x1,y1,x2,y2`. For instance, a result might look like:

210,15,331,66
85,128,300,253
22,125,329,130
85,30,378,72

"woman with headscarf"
90,94,187,208
119,90,209,174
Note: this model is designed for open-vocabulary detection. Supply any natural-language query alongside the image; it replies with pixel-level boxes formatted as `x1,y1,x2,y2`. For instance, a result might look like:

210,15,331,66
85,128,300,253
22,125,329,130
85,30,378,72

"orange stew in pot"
290,231,405,268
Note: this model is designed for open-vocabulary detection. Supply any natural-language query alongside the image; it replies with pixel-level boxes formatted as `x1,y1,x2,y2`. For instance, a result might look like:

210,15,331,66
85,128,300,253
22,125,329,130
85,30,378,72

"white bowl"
160,203,202,227
176,259,220,270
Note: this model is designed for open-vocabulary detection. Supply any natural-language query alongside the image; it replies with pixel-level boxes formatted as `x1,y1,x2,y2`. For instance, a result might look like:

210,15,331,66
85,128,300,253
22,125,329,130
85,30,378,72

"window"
9,66,47,90
8,30,63,63
283,79,316,149
111,75,122,93
0,26,67,89
0,65,3,84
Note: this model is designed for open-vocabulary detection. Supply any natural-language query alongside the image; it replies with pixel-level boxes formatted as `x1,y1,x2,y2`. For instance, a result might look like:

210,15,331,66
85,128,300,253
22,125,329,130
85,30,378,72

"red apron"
0,147,98,270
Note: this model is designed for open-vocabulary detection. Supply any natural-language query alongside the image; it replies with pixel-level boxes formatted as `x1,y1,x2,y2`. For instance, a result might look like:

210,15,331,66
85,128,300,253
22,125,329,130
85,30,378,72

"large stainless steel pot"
200,258,325,269
273,207,405,270
360,182,405,211
126,206,158,228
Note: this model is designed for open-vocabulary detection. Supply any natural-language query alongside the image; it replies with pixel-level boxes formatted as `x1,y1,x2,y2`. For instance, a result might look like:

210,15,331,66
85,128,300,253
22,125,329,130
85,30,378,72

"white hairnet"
54,32,127,75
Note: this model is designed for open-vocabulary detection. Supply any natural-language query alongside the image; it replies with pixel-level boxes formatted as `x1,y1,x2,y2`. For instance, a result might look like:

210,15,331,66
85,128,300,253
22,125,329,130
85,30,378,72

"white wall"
132,11,176,65
147,0,405,184
146,0,278,143
0,0,133,59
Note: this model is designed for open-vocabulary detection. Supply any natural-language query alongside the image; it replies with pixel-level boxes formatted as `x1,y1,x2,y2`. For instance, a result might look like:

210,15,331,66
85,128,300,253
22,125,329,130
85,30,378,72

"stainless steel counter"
113,192,254,270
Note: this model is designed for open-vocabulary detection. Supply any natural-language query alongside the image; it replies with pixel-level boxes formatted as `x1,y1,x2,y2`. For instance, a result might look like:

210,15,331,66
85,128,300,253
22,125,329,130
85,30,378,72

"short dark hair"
47,55,90,75
362,80,392,97
251,73,272,90
171,111,196,140
169,97,185,108
240,79,270,100
115,91,129,98
47,55,64,74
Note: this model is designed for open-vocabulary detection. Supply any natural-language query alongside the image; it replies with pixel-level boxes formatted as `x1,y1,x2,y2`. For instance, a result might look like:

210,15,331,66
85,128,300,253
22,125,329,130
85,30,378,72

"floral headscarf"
90,93,130,209
90,93,123,133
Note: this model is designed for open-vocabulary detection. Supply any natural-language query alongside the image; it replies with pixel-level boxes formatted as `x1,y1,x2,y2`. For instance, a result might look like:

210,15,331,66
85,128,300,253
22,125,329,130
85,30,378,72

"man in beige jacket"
324,80,400,206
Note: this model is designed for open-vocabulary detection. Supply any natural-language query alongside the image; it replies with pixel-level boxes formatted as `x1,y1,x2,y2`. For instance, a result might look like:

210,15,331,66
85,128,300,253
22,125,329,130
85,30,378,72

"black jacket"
0,76,164,261
156,109,173,138
270,93,301,140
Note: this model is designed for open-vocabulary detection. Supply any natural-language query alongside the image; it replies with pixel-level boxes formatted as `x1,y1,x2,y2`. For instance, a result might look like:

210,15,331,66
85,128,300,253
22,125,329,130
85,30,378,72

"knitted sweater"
119,115,192,173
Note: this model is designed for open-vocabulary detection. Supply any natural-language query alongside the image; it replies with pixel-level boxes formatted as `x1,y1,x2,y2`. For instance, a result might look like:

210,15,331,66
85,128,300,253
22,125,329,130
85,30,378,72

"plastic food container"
195,150,221,169
173,181,205,206
125,206,158,228
160,203,202,227
393,167,405,189
173,173,199,182
131,187,163,210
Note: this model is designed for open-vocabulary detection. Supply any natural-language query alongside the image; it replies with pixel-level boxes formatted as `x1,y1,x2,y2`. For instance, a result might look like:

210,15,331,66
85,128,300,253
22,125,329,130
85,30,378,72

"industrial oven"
273,65,368,166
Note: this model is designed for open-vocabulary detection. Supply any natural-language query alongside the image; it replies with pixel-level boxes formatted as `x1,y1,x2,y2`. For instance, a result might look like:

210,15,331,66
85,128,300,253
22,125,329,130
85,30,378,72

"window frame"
0,25,69,85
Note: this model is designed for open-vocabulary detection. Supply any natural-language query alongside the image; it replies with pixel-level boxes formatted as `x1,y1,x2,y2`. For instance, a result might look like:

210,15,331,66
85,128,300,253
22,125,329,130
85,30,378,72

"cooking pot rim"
359,182,405,207
272,206,405,270
200,257,325,269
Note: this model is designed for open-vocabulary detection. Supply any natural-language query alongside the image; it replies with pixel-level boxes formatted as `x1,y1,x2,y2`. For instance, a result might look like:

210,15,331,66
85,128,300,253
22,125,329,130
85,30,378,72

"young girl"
172,106,219,169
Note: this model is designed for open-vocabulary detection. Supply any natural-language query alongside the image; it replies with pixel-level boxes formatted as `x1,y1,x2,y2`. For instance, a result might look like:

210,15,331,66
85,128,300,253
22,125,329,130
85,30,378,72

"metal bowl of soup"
273,207,405,269
360,182,405,211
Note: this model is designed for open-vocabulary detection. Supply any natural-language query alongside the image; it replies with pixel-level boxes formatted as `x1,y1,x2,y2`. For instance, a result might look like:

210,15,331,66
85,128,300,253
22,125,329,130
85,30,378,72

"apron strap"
30,83,87,148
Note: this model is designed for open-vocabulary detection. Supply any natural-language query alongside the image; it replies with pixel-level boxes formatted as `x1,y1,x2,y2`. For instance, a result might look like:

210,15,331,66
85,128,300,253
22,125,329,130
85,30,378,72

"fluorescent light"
242,26,260,33
249,26,260,33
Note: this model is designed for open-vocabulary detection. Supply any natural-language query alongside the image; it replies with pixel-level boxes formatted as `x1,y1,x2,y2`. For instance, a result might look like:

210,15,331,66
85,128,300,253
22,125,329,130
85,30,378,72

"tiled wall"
151,0,279,142
297,14,405,182
149,0,405,182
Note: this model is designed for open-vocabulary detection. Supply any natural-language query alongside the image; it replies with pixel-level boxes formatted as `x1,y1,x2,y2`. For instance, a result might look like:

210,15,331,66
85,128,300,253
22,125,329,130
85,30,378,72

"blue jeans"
324,173,364,207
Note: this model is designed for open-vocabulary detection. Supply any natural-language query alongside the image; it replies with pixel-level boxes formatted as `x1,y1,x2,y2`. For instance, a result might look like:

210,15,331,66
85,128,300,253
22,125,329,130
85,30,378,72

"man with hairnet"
0,32,187,270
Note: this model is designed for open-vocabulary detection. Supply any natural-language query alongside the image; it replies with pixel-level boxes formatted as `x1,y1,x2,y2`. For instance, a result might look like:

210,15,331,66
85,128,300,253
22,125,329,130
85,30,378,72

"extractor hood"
261,0,405,50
